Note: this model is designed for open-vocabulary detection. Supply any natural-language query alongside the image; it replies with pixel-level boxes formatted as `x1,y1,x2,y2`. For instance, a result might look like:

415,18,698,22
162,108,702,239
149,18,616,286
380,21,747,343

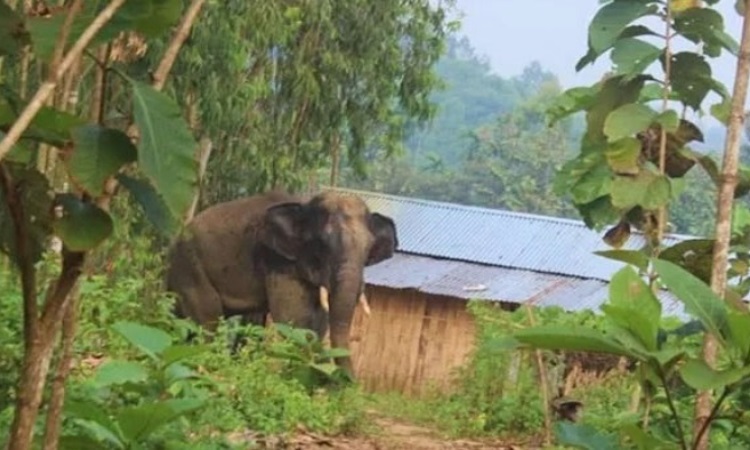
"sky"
452,0,744,91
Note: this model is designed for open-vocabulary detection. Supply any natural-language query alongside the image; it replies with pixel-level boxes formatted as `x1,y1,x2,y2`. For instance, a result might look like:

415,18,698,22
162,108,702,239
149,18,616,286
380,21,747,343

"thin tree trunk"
7,250,85,450
525,305,552,446
329,133,341,187
151,0,206,91
694,6,750,450
90,45,111,124
184,137,213,223
41,284,79,450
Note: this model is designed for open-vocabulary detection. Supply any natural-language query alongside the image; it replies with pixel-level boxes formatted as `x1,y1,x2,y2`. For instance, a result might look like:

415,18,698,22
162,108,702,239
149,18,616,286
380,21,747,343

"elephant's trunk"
328,262,362,374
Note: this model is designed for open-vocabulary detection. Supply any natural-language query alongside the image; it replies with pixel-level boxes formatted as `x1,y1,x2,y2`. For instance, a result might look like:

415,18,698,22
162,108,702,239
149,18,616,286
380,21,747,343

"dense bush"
0,226,364,448
369,301,637,441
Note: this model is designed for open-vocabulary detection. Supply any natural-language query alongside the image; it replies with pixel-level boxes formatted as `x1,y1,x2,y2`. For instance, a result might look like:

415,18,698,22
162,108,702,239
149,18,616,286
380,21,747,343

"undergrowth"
366,301,638,442
0,216,366,448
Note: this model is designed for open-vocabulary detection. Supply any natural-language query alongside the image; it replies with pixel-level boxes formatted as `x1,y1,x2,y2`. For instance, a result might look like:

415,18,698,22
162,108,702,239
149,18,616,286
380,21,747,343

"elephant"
164,190,398,373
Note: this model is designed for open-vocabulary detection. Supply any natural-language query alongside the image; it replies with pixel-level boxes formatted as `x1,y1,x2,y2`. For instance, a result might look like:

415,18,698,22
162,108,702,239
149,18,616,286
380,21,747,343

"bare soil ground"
229,411,541,449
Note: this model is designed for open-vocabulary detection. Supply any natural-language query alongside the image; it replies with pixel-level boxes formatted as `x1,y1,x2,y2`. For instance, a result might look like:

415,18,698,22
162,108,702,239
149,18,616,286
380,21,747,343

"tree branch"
151,0,207,91
0,0,127,163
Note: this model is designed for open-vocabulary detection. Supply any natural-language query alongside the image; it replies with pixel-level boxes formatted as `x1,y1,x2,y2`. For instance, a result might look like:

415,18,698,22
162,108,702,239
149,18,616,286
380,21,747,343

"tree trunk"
329,133,341,187
693,5,750,449
184,137,213,223
41,287,78,450
8,251,85,450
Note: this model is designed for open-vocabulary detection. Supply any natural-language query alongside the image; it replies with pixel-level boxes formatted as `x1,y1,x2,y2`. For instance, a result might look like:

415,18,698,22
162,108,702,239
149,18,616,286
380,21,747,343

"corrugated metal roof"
328,187,690,282
365,253,689,320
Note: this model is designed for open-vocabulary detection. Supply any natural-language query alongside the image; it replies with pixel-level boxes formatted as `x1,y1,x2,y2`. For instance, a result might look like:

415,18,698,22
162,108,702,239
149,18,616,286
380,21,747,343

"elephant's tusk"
319,286,330,312
359,292,371,316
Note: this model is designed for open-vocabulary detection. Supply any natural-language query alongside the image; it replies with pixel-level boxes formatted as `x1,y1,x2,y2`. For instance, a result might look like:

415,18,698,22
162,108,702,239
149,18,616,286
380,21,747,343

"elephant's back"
178,191,299,302
189,190,296,235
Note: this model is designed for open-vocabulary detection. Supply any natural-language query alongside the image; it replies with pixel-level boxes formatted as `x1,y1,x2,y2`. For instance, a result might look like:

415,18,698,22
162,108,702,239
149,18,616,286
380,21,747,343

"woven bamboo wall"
348,286,476,395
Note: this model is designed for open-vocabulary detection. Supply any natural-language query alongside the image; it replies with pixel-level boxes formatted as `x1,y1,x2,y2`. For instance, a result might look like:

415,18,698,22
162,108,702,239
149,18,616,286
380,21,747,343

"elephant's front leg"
265,272,329,341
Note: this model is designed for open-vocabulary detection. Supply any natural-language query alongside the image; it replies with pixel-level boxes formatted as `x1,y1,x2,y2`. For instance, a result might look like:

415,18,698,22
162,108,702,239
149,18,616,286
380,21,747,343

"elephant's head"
259,191,398,371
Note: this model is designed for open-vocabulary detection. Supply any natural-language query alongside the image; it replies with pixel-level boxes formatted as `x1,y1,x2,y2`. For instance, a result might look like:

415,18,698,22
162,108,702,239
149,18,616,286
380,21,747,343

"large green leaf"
659,239,714,284
94,360,149,387
679,358,750,390
665,52,713,111
611,38,662,78
571,165,613,205
108,0,183,38
602,266,661,351
673,7,739,57
727,311,750,360
161,344,210,366
0,2,30,56
594,249,649,271
52,194,113,251
604,103,656,142
0,87,84,147
129,80,197,219
620,423,679,450
576,24,657,71
611,172,671,210
711,99,732,126
115,174,179,236
588,1,656,54
555,422,620,450
547,86,599,126
26,11,88,61
112,321,173,360
68,125,137,195
652,259,729,345
514,325,636,358
655,110,679,133
577,196,621,231
64,400,124,447
0,163,53,266
604,137,641,174
585,75,649,146
59,435,119,450
116,398,204,442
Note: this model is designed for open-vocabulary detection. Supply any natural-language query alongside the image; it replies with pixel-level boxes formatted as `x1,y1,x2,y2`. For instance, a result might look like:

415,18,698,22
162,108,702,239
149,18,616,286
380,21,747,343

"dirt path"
235,412,534,449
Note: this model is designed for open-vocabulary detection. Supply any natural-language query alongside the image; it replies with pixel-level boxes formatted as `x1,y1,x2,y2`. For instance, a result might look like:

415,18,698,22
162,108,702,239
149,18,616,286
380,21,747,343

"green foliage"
511,4,750,446
67,125,137,195
550,0,737,236
152,0,453,202
53,194,114,252
346,60,580,218
0,1,198,262
268,324,354,392
0,227,366,447
368,303,636,442
130,78,197,219
61,321,209,449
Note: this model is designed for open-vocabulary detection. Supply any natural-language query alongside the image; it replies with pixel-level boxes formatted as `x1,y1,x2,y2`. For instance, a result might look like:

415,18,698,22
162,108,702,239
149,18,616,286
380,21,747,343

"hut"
327,187,690,395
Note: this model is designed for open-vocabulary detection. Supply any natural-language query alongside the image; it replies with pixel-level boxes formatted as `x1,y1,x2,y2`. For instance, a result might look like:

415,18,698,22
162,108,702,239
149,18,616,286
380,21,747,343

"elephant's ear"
263,202,305,261
367,213,398,266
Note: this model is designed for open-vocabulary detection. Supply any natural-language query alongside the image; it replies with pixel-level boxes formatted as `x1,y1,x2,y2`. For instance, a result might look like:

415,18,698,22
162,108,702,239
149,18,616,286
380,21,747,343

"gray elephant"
165,190,398,373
